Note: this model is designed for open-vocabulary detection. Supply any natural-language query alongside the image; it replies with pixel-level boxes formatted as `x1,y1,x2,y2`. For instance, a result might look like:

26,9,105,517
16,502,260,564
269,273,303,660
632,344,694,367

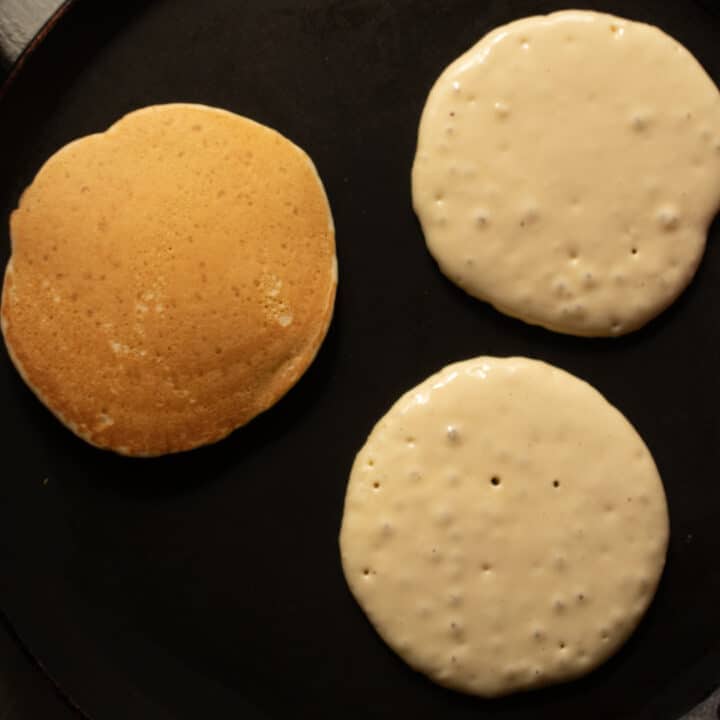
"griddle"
0,1,719,718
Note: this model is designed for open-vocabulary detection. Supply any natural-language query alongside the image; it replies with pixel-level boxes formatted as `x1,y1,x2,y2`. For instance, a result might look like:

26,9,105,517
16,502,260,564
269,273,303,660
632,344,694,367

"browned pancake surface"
1,104,337,456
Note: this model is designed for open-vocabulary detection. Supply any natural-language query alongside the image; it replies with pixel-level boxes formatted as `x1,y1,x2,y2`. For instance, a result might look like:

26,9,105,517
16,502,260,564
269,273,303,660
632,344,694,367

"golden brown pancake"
1,104,337,456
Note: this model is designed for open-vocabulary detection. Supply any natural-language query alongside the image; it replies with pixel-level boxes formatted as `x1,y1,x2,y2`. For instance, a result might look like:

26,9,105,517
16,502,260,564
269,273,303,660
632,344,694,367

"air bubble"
448,474,461,488
494,101,510,118
657,206,680,231
631,112,652,132
435,508,453,527
521,207,540,226
475,211,490,228
449,593,462,608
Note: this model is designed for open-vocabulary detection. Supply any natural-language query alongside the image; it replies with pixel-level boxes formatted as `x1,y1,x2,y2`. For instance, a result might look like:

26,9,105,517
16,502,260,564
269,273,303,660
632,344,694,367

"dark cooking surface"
0,1,719,719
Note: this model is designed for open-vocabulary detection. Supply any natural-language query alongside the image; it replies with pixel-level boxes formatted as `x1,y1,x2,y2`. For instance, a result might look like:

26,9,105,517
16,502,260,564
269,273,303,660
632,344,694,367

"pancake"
339,356,669,697
1,103,337,456
412,11,720,336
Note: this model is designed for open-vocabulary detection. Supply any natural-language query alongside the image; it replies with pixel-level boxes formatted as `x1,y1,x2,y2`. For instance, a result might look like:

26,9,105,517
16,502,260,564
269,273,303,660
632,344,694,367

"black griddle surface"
0,1,719,718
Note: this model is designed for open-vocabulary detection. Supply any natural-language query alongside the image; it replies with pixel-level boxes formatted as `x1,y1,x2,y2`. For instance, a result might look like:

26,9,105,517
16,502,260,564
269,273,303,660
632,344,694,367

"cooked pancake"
1,104,337,456
412,11,720,336
340,356,669,697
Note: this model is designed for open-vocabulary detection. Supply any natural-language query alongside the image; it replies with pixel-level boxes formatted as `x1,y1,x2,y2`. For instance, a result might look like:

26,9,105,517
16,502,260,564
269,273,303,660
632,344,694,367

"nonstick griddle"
0,1,719,718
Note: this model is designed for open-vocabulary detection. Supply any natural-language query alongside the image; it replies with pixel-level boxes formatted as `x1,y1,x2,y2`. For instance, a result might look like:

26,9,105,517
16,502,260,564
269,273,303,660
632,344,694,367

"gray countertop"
0,0,64,64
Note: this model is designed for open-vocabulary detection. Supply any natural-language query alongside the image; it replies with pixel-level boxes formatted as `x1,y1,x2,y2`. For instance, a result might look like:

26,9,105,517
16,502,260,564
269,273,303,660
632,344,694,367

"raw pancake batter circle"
339,357,669,697
1,104,337,456
412,11,720,336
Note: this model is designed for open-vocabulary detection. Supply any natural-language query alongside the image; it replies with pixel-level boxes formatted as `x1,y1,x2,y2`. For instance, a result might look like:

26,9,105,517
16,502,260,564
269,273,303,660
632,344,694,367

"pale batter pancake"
1,104,337,456
340,357,669,696
412,11,720,336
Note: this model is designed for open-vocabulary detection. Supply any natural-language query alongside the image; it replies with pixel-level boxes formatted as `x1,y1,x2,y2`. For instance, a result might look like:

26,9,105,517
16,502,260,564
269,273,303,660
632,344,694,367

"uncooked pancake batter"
340,357,669,696
412,11,720,336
